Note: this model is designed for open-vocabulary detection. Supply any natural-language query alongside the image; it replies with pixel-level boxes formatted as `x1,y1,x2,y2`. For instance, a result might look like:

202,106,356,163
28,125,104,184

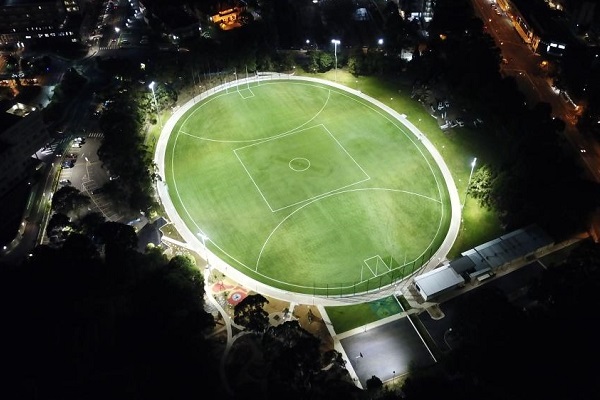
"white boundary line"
154,73,462,306
234,124,371,213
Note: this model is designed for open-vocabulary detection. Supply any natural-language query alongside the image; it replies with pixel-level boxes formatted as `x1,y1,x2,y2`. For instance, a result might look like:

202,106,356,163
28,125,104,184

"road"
472,0,600,182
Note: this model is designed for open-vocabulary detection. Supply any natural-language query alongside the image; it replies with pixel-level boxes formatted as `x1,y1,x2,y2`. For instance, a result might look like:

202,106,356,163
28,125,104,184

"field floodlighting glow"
331,39,340,82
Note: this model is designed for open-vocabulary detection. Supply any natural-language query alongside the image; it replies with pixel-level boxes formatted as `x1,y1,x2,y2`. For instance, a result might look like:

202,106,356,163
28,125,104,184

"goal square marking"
234,124,370,211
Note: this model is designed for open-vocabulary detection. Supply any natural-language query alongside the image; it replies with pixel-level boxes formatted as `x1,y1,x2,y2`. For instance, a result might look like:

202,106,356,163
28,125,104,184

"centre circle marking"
289,157,310,172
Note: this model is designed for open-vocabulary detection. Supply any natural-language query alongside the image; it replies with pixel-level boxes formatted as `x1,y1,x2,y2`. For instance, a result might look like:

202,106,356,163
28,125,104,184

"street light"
148,81,161,128
331,39,340,82
463,157,477,208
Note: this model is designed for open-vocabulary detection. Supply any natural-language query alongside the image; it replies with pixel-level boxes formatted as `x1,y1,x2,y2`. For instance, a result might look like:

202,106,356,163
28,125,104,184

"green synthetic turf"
165,79,452,295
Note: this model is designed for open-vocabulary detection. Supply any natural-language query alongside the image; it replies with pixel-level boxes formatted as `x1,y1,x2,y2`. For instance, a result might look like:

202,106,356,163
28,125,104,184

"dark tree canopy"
234,293,270,332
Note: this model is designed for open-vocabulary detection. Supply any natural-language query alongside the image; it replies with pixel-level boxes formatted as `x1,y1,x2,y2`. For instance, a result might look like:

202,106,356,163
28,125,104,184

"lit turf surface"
165,80,451,295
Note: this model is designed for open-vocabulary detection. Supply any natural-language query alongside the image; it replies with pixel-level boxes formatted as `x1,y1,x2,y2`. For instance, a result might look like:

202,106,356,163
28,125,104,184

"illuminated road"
471,0,600,182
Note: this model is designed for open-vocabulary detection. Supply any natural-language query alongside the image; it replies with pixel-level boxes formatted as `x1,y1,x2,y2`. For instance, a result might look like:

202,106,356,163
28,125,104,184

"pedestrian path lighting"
331,39,340,82
148,81,161,128
463,157,477,209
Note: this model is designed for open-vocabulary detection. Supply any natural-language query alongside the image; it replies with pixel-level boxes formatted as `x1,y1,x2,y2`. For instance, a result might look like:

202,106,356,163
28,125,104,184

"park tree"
77,211,106,236
46,212,71,239
96,221,138,263
234,293,270,332
51,186,90,216
366,375,383,391
0,235,222,399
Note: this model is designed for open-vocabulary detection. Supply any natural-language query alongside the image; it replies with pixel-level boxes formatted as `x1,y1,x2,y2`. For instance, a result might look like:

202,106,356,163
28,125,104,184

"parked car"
59,179,71,186
61,160,75,168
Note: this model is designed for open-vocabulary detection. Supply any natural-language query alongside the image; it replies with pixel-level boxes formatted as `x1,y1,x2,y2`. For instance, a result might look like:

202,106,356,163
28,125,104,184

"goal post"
361,255,393,280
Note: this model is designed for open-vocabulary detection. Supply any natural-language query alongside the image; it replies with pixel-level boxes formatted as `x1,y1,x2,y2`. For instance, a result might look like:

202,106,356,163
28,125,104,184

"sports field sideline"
156,74,461,298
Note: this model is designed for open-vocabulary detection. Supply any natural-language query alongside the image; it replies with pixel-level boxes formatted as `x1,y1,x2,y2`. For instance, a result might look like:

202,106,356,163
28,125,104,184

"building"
138,0,201,44
398,0,435,23
412,225,555,301
0,100,50,199
501,0,576,57
413,264,464,302
0,0,80,48
210,6,245,31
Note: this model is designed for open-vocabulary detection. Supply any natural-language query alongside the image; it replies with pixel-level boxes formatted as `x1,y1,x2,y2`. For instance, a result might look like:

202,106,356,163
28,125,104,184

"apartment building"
0,0,81,48
0,100,50,199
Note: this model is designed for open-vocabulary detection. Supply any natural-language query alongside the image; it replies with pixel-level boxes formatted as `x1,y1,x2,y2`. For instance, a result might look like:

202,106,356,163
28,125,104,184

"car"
61,160,75,168
59,179,71,185
91,187,106,195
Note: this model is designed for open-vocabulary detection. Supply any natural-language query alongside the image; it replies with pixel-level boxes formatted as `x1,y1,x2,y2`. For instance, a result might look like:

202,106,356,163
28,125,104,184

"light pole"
331,39,340,82
444,328,453,350
197,232,210,268
462,157,477,208
148,81,161,128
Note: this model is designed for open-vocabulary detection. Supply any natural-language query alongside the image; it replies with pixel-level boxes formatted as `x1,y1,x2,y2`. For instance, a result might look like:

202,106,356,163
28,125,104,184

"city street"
471,0,600,182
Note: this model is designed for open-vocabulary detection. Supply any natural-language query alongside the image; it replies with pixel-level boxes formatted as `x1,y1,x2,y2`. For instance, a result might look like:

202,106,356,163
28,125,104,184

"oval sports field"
156,74,461,300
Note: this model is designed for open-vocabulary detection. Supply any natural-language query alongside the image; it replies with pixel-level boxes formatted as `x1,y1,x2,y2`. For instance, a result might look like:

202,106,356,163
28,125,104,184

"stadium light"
148,81,161,128
463,157,477,209
197,232,210,268
331,39,340,82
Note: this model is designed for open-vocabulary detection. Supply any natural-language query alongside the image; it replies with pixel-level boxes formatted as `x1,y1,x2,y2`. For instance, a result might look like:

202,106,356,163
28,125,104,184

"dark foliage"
0,234,218,400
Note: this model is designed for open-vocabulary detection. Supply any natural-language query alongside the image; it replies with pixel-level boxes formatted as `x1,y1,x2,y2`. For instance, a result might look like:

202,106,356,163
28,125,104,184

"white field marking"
178,82,331,144
233,148,275,212
168,85,335,276
364,256,378,277
233,124,371,212
321,125,370,178
171,140,445,290
334,89,446,205
270,174,371,213
167,80,449,290
169,133,252,270
238,87,255,99
255,187,441,273
364,255,392,277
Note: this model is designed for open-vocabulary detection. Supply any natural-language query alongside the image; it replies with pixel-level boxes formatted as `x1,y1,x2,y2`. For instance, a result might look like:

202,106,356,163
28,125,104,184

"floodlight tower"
463,157,477,209
331,39,340,82
148,81,161,128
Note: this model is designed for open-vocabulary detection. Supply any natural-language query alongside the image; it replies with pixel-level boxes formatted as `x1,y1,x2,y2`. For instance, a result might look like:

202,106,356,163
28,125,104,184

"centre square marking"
234,124,371,212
